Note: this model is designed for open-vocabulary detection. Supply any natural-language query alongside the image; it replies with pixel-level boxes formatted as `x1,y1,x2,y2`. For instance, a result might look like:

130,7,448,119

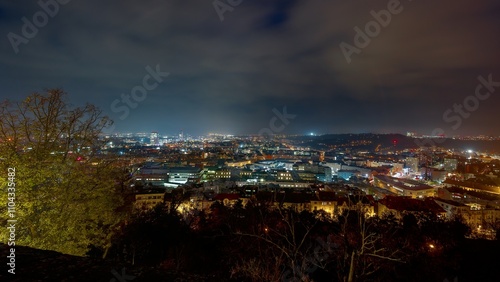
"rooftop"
169,166,202,173
379,196,446,214
375,175,434,191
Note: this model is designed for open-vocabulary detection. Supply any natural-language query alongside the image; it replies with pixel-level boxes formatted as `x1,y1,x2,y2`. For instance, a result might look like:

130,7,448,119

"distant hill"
291,133,500,153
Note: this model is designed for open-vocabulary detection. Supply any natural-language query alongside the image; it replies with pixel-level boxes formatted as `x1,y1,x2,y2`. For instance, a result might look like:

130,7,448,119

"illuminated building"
405,157,419,173
134,191,165,209
169,167,202,184
150,131,159,146
373,175,436,198
443,158,458,172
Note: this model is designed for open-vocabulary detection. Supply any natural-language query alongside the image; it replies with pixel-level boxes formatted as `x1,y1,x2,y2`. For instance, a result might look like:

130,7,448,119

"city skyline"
1,0,500,136
102,130,500,139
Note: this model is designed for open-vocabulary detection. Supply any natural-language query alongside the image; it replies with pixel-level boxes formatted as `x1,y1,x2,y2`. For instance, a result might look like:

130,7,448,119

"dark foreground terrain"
0,243,212,282
1,240,500,282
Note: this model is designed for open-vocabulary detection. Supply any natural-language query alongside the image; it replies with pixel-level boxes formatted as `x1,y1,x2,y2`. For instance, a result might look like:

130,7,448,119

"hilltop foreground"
0,243,211,282
2,240,500,281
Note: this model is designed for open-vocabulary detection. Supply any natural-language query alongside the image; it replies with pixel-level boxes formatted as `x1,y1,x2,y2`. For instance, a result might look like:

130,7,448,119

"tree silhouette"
0,89,126,256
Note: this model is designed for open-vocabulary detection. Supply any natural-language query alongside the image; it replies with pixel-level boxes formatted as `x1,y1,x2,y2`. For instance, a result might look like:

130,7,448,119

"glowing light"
429,244,435,249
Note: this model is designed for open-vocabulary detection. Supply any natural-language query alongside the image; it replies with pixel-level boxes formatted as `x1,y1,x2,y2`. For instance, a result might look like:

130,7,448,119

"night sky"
1,0,500,136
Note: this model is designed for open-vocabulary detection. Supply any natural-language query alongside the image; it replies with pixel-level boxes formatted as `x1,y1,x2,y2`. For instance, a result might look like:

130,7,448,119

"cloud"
0,0,499,135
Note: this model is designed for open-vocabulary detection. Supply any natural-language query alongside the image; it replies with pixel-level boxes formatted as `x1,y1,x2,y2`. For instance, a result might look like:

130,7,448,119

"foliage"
0,89,125,256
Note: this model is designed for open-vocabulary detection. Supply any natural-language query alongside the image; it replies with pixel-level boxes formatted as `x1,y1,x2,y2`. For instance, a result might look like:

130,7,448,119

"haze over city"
1,0,500,135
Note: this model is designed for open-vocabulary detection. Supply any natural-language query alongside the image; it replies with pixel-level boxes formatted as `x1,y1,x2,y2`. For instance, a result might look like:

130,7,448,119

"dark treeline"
96,196,479,282
296,133,500,153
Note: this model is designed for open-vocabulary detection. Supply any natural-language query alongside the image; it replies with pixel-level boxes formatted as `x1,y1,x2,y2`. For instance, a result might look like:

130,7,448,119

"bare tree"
0,89,125,256
231,207,336,281
335,209,406,282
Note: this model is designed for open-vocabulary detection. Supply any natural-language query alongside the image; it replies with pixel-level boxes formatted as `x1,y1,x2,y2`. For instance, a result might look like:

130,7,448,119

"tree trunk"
347,250,355,282
102,244,110,259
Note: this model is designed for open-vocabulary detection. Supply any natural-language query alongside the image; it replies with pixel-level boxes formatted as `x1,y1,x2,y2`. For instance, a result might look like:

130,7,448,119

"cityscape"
1,0,500,281
104,130,500,234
